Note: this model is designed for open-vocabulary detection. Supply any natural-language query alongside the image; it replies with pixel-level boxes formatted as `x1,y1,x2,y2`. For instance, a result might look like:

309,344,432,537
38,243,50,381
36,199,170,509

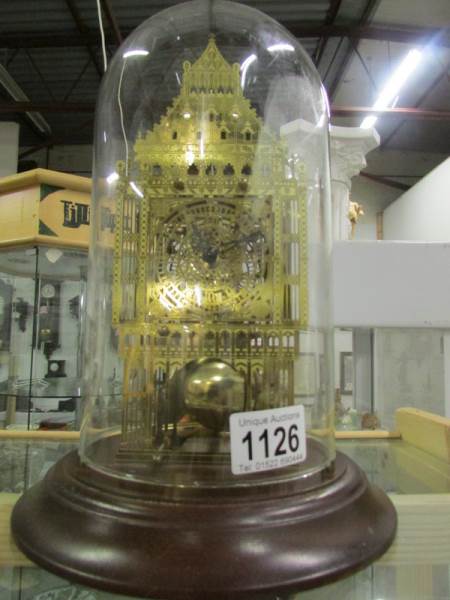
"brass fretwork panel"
113,37,308,450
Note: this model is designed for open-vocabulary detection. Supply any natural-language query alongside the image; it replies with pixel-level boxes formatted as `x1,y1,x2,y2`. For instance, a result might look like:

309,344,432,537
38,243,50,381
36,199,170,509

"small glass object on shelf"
12,2,396,598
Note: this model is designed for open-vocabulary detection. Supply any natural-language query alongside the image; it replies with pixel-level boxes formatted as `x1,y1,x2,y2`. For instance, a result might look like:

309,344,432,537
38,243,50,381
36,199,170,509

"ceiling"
0,0,449,160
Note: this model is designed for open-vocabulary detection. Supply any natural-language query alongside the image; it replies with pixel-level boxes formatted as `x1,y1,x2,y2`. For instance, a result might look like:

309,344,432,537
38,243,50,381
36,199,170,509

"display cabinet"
0,246,87,430
0,169,93,431
334,327,450,432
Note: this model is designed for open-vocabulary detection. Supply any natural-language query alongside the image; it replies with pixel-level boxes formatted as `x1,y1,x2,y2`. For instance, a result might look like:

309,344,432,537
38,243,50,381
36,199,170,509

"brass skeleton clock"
12,5,396,597
112,36,308,451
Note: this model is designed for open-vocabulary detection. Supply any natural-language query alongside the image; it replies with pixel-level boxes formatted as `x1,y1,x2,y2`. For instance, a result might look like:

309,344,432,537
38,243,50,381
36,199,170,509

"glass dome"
81,0,333,491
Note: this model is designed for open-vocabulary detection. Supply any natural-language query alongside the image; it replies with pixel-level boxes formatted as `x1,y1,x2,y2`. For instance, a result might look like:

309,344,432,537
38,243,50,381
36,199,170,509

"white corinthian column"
280,120,379,240
329,125,380,240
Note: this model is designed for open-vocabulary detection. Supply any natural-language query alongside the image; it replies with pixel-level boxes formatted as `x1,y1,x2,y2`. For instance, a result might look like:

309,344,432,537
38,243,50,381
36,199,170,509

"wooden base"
11,447,396,599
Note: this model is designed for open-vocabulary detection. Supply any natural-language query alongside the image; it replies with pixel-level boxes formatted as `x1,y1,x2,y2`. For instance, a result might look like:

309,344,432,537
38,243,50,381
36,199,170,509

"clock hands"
201,247,219,267
190,224,219,267
189,224,264,268
221,230,265,253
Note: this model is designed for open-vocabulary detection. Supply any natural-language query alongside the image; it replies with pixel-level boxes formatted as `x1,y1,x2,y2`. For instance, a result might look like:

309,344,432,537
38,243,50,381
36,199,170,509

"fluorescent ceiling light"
267,43,295,52
130,182,144,198
240,54,257,89
360,48,422,129
360,115,378,129
123,49,149,58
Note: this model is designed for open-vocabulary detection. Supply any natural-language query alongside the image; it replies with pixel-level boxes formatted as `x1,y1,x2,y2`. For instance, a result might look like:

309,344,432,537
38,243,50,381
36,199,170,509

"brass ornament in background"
348,199,364,239
112,36,309,452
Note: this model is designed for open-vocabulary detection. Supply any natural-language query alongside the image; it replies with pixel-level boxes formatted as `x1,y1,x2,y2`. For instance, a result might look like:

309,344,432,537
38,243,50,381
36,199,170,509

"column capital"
329,125,380,187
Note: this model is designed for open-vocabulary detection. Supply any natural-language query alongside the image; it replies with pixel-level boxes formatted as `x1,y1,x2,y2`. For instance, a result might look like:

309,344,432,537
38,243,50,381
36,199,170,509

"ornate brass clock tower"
113,37,309,452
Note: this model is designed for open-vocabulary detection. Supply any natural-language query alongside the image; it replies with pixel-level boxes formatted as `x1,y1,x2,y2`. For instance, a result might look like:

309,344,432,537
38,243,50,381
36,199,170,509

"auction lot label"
230,405,306,475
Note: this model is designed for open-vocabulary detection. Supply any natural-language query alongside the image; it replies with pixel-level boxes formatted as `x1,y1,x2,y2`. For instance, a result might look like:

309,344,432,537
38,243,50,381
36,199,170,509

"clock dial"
41,283,56,299
151,199,270,315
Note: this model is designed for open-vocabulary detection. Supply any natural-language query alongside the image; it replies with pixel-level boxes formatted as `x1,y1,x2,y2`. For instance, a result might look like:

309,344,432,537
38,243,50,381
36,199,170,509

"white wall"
383,157,450,241
333,241,450,328
351,175,399,240
350,149,447,240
